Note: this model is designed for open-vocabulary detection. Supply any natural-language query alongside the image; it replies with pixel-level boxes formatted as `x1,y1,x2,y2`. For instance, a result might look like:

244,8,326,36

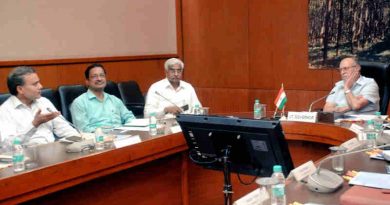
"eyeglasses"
168,68,183,73
89,74,106,80
338,65,357,71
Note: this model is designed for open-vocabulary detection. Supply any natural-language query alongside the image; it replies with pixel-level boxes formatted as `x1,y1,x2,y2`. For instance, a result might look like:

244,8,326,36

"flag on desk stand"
273,84,287,118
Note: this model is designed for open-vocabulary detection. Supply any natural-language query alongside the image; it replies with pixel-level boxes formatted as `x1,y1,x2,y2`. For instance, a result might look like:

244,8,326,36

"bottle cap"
255,99,259,103
195,104,200,108
367,119,374,125
375,111,381,116
150,112,156,116
273,165,282,172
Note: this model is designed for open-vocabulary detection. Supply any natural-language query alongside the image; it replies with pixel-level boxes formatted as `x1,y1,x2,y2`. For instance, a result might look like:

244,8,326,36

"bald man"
323,57,380,114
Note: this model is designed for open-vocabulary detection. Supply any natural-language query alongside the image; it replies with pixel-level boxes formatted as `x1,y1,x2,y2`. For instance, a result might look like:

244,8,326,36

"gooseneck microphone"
306,143,390,193
155,91,188,112
46,108,82,137
308,91,335,112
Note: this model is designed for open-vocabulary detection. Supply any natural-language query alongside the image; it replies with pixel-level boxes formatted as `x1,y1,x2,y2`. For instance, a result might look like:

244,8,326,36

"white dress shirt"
144,78,201,118
326,76,380,115
0,96,79,144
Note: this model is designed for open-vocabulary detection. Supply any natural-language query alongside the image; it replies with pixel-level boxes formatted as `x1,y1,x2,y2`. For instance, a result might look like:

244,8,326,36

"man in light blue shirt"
70,64,135,132
324,57,379,115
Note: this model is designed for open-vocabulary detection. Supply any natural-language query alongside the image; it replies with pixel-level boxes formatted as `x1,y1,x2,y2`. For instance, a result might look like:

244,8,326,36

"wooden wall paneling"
248,0,334,91
196,88,250,113
0,68,12,93
182,0,249,88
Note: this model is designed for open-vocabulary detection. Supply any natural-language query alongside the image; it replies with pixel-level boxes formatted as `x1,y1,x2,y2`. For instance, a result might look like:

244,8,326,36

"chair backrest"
359,61,390,114
41,88,61,111
118,81,145,117
0,93,11,105
58,85,87,122
0,89,60,110
105,81,122,100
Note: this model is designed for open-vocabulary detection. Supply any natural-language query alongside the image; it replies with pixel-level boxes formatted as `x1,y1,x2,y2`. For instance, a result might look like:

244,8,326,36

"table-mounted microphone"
46,108,82,138
308,91,335,112
307,143,390,193
155,91,188,112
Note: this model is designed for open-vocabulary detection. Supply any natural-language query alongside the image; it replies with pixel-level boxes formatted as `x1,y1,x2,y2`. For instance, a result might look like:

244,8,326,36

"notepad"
349,171,390,189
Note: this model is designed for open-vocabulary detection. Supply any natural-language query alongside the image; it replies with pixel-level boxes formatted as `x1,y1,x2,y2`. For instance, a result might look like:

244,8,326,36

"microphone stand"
308,91,335,112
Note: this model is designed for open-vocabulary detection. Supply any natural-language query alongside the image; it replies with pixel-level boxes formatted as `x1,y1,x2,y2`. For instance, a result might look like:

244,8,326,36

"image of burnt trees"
309,0,390,68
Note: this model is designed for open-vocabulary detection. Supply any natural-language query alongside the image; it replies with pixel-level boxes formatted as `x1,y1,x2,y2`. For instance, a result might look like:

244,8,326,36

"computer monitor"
176,114,294,177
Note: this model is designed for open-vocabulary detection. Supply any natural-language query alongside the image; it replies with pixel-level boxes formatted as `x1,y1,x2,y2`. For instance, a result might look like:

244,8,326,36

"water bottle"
364,120,377,148
95,127,105,150
12,137,25,172
254,99,261,119
271,165,286,205
193,104,201,115
149,113,157,136
373,111,383,138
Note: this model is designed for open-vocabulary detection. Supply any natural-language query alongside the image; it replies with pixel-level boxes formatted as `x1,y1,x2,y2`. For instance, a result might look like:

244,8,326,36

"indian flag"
274,87,287,110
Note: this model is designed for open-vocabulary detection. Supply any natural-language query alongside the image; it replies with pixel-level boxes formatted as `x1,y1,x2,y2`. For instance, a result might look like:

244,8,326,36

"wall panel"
182,0,249,89
182,0,339,113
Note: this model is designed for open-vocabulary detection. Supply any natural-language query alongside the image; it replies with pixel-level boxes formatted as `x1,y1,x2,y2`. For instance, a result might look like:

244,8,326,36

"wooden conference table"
0,117,359,205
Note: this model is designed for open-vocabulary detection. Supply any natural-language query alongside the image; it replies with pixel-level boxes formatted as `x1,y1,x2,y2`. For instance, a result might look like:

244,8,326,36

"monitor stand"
221,146,233,205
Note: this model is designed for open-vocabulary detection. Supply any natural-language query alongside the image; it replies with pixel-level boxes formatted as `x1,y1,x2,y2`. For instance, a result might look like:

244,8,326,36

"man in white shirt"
0,66,79,144
323,57,379,114
144,58,202,118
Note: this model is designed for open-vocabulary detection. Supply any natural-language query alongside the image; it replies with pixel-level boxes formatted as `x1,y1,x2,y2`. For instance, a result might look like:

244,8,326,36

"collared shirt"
326,76,380,115
144,78,201,117
70,89,135,133
0,96,79,144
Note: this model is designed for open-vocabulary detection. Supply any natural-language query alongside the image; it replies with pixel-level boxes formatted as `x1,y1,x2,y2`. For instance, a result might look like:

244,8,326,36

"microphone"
306,143,390,193
154,91,189,112
46,108,82,140
308,91,335,112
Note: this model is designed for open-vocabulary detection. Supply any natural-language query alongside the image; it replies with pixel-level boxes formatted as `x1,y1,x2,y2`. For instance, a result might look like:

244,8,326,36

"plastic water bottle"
149,113,157,136
254,99,261,119
364,120,377,148
95,127,105,150
373,111,383,138
12,137,25,172
271,165,286,205
193,104,201,115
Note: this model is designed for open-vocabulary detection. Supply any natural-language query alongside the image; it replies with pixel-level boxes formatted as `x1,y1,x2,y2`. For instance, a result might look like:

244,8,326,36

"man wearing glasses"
323,57,379,114
144,58,201,117
70,63,135,132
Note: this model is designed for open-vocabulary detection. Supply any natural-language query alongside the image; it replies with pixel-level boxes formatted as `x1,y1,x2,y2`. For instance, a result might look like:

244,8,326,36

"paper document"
349,171,390,189
115,126,150,132
124,118,149,127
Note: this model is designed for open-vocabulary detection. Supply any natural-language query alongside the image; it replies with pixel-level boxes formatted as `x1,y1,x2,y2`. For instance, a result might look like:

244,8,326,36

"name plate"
349,123,365,141
341,138,363,152
233,188,269,205
290,160,317,181
170,125,182,134
287,112,318,123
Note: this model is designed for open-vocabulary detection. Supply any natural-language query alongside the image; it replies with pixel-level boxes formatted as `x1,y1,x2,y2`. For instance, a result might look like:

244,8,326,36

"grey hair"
7,66,36,95
164,58,184,71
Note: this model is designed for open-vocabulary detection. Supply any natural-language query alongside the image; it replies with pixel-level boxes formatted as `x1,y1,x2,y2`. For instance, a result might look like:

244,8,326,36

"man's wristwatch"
344,89,351,94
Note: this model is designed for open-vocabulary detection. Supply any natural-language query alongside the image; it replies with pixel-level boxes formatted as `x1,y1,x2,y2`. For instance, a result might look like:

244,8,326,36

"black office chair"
41,88,61,111
359,61,390,114
0,93,11,105
58,85,87,122
118,81,145,117
105,81,122,100
0,89,60,110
